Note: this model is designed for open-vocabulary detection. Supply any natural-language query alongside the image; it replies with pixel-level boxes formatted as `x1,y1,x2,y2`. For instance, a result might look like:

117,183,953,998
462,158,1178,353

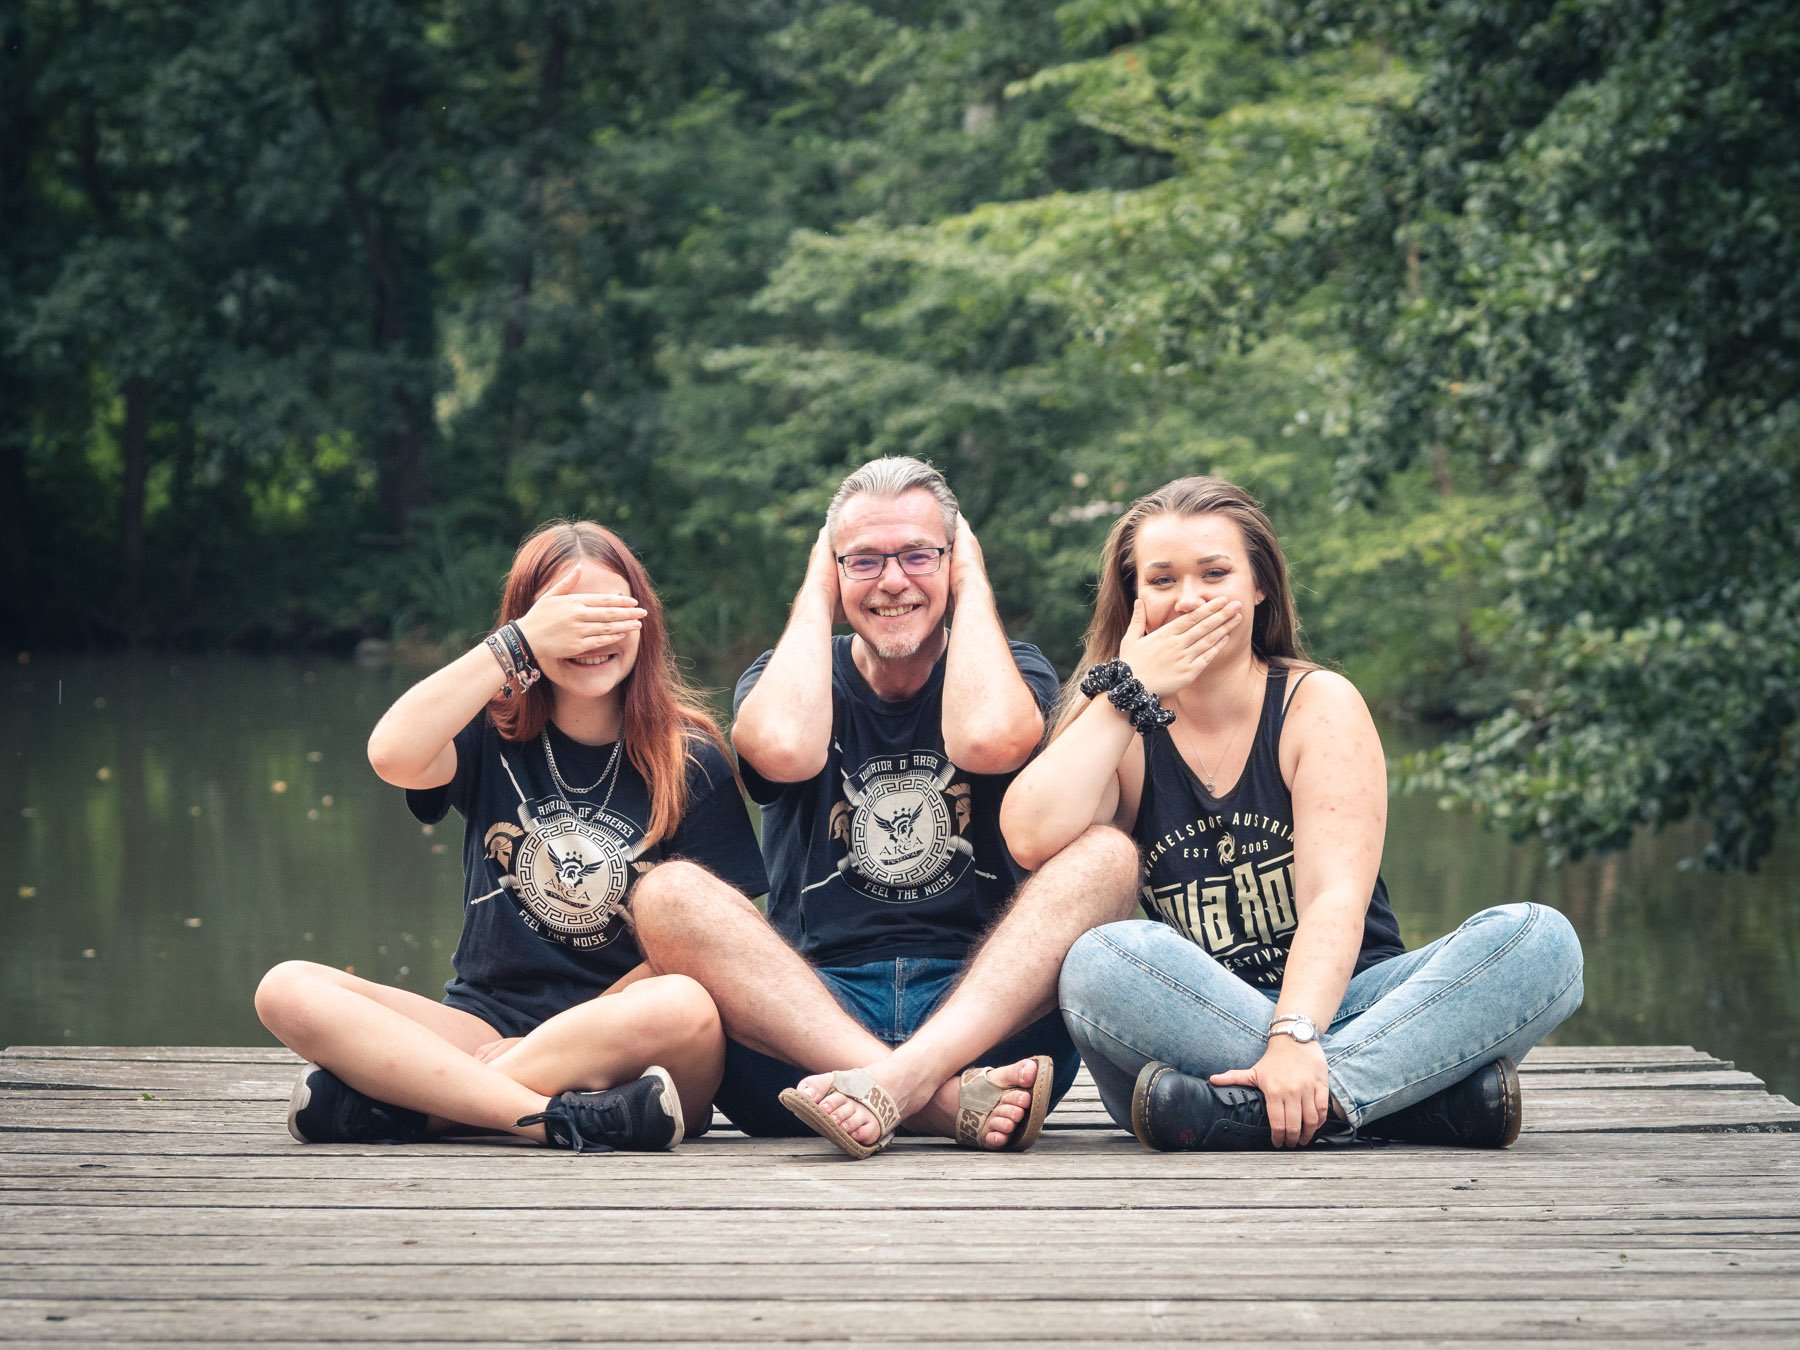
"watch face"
1293,1023,1317,1042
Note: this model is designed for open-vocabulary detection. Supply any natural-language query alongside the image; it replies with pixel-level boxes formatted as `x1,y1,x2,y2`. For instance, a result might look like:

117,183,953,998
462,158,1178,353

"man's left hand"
949,513,989,598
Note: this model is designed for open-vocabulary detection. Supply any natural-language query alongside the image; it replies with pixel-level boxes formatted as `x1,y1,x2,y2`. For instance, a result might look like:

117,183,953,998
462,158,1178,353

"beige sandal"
778,1069,902,1160
955,1053,1055,1152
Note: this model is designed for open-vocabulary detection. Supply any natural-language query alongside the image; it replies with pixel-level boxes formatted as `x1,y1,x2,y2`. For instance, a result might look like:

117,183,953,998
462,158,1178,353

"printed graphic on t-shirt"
820,748,974,904
1140,808,1299,988
473,746,651,950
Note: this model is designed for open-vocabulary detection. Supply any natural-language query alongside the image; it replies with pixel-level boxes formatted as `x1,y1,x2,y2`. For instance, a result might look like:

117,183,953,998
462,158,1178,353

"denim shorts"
712,955,1080,1136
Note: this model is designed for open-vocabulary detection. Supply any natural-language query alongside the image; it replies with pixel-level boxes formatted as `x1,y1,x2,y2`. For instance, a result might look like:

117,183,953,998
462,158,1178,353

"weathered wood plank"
5,1295,1799,1342
3,1045,1796,1348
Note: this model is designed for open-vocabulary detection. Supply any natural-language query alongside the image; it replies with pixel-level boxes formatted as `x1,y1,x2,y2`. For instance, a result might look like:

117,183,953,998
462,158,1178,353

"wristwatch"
1267,1014,1319,1045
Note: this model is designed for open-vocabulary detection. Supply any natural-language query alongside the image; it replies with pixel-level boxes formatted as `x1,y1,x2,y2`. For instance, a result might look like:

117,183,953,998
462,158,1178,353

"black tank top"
1133,668,1405,989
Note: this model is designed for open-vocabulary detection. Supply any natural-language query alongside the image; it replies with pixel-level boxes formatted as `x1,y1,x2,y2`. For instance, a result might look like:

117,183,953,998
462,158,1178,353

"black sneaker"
516,1067,683,1154
1131,1061,1278,1151
1358,1058,1522,1148
287,1063,429,1144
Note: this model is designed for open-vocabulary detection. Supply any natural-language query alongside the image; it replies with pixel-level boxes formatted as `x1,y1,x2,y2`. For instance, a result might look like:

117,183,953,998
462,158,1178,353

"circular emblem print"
850,772,955,888
511,814,630,941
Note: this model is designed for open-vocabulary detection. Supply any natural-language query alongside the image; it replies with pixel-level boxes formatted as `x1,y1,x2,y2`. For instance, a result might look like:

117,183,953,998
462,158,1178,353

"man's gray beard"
871,632,924,662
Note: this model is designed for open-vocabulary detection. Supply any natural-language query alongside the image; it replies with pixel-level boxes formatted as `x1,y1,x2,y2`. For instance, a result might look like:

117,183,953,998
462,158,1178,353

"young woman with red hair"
256,522,767,1152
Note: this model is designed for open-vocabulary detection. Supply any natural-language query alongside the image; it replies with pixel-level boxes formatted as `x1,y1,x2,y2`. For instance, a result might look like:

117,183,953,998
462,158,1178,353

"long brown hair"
1053,476,1310,736
487,521,725,846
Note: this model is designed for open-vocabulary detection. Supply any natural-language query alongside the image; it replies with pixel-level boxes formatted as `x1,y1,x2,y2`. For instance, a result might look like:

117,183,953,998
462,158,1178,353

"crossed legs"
631,826,1140,1148
254,963,724,1142
1059,903,1584,1134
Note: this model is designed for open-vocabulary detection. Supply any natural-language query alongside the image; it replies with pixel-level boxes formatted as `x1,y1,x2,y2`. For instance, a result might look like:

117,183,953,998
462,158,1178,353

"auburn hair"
487,521,726,846
1052,476,1312,738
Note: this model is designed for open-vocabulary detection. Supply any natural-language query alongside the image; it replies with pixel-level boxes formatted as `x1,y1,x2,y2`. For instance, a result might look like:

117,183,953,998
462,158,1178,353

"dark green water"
6,654,1797,1104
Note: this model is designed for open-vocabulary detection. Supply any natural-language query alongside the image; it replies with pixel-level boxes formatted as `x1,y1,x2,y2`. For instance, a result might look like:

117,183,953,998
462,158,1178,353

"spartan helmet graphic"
872,797,927,845
838,754,972,892
484,822,525,870
547,840,610,896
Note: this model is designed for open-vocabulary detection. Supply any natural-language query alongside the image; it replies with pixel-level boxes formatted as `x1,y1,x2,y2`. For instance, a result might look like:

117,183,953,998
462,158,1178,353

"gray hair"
825,456,959,546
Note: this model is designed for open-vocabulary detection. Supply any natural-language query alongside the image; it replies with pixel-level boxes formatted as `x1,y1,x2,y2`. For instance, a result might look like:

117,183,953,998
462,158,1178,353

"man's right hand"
805,525,846,624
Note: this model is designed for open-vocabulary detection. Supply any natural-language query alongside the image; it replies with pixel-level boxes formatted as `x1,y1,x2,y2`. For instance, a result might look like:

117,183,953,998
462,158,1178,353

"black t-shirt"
734,636,1061,967
1133,669,1406,989
407,717,768,1027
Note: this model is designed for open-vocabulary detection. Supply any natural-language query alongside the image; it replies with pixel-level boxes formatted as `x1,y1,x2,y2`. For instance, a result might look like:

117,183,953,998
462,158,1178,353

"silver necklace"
1192,722,1243,796
1189,671,1258,795
541,727,624,814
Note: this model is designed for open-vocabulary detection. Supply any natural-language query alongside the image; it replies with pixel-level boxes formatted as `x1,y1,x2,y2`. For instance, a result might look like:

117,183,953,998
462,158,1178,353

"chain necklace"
540,727,624,815
1187,668,1259,796
1191,721,1244,797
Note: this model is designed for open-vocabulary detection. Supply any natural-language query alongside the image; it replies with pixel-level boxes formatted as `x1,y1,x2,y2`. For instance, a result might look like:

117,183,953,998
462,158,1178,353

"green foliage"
1326,0,1800,866
5,0,1793,866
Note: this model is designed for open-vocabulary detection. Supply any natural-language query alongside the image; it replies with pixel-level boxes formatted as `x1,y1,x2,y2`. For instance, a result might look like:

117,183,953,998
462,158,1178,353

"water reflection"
4,655,1796,1105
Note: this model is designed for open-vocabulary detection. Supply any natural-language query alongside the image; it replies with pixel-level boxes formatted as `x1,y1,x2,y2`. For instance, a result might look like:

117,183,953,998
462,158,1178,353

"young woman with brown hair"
1004,477,1583,1151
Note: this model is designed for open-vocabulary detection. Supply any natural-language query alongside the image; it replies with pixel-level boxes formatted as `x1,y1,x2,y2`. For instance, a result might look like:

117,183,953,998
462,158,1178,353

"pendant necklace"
541,727,624,816
1190,669,1256,795
1192,723,1242,797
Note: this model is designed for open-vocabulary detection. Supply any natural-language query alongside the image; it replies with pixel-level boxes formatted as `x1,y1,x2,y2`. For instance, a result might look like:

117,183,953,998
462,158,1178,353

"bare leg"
629,861,890,1074
255,961,723,1140
793,826,1140,1148
491,975,724,1138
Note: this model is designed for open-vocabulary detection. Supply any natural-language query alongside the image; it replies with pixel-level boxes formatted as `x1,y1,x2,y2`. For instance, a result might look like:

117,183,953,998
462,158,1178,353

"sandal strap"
830,1069,901,1144
955,1067,1005,1147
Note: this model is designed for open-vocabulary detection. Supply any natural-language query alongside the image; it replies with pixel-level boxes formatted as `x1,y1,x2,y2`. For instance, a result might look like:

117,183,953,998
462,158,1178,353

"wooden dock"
3,1044,1798,1346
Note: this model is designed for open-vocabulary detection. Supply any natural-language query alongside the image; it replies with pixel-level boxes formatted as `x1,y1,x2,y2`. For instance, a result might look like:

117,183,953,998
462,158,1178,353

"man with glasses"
630,456,1138,1155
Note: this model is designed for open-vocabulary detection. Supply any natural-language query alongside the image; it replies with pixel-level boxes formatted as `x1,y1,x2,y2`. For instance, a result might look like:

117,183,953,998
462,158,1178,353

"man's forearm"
732,587,837,781
942,576,1043,773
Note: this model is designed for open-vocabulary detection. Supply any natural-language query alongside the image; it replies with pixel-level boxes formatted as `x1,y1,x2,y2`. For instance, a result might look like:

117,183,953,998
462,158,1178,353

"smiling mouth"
870,604,921,618
569,653,617,667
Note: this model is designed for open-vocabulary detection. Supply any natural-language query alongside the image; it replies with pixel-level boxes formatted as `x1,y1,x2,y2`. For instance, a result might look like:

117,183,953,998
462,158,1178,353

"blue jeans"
714,956,1081,1136
1059,904,1584,1132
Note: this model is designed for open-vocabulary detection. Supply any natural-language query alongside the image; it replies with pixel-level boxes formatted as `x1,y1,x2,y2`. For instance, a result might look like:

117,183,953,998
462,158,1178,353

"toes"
822,1090,879,1144
986,1057,1040,1092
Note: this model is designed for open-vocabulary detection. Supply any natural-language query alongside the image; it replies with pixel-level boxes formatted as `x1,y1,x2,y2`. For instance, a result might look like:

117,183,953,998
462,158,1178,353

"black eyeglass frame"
834,545,952,581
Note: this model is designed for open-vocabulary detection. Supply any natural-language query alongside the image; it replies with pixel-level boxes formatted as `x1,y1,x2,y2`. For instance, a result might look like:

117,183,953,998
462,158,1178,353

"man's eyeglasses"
836,546,951,582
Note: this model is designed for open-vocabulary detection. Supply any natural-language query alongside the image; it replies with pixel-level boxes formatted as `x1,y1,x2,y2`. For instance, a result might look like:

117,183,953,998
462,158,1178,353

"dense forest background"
3,0,1795,869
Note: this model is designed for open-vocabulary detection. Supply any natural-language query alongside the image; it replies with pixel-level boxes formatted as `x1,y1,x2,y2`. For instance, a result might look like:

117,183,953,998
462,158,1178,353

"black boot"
1358,1058,1522,1148
1131,1061,1278,1151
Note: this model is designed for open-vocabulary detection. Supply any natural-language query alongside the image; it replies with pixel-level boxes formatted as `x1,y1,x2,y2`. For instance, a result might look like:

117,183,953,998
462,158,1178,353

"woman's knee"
253,959,333,1032
1473,902,1585,1010
624,973,723,1048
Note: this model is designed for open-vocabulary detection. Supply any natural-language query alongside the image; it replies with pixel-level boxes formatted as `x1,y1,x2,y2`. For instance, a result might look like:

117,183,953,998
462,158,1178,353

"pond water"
6,654,1798,1105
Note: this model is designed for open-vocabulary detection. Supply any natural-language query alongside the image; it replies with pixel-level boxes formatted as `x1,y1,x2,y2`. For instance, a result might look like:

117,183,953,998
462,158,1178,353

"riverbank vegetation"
4,0,1794,867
